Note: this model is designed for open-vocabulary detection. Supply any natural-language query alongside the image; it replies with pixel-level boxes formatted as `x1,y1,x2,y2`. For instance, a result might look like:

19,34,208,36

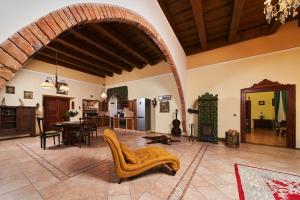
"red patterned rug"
235,164,300,200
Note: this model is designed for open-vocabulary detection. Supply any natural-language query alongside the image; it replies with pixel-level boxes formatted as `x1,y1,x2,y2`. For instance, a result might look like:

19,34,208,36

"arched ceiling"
32,22,165,77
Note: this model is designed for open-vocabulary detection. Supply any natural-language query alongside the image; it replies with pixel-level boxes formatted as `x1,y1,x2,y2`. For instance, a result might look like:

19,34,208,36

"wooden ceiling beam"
34,54,106,78
157,0,183,42
45,44,122,74
190,0,207,49
129,28,165,62
90,24,155,65
55,38,132,71
229,0,246,43
71,30,142,68
37,49,114,76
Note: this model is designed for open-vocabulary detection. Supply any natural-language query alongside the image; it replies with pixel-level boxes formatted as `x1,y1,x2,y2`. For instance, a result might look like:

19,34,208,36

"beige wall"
0,66,102,122
106,73,181,134
105,61,171,85
26,59,105,85
187,21,300,69
186,47,300,147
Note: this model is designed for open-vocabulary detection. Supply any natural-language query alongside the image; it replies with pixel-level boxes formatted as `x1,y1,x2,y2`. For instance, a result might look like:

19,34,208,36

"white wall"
0,69,102,121
106,73,181,134
186,47,300,148
0,0,186,94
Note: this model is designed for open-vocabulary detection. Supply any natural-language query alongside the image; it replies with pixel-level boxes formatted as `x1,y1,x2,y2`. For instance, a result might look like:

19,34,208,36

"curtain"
274,91,280,121
281,90,287,114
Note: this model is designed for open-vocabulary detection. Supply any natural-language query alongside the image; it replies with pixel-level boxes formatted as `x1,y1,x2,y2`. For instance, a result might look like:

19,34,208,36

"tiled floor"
0,129,300,200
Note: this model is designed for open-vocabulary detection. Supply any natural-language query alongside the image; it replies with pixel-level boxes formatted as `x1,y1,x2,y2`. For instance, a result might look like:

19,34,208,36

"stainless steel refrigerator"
136,98,151,131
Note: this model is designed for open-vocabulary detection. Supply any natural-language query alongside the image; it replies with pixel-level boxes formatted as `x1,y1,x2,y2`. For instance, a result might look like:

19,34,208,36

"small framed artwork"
259,101,265,105
158,95,172,101
160,101,169,113
56,82,68,95
5,86,15,94
24,91,33,99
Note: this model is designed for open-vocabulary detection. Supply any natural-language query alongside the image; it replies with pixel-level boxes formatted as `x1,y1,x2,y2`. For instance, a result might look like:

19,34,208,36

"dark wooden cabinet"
100,101,108,112
253,119,273,129
0,106,36,138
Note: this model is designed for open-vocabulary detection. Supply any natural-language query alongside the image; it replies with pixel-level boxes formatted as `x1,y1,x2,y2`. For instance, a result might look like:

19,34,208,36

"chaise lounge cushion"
120,143,139,164
103,129,180,179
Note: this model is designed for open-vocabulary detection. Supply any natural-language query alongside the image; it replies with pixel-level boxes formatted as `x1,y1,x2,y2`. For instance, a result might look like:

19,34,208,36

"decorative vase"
70,117,76,122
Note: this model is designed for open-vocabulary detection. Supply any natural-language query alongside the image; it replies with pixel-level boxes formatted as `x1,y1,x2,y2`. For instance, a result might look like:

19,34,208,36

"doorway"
245,91,287,147
43,96,70,131
241,79,296,148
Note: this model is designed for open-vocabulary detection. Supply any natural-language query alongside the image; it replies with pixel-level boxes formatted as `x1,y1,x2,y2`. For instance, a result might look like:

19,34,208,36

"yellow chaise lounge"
103,129,180,183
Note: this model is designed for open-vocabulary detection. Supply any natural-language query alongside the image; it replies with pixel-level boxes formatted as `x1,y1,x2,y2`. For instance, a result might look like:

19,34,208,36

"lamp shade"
101,92,107,99
41,79,54,89
59,84,70,91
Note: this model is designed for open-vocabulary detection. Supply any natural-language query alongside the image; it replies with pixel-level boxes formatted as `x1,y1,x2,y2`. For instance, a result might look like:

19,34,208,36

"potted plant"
66,110,79,122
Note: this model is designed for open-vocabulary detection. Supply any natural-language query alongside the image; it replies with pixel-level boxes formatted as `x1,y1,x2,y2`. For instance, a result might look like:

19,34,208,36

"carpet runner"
235,164,300,200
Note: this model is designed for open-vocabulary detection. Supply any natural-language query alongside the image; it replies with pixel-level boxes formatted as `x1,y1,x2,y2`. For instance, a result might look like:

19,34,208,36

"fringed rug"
235,164,300,200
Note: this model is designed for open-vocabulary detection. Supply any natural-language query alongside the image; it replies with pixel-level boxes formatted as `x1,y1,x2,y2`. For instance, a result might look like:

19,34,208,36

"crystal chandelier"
264,0,300,24
100,84,107,100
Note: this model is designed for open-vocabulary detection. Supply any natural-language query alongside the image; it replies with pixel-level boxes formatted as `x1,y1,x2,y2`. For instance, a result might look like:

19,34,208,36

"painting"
56,82,68,95
158,95,172,101
5,86,15,94
24,91,33,99
160,101,169,113
259,101,265,105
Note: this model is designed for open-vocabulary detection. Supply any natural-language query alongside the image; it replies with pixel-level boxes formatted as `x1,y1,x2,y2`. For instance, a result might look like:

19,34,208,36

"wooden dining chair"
37,117,61,150
86,118,98,138
70,119,91,147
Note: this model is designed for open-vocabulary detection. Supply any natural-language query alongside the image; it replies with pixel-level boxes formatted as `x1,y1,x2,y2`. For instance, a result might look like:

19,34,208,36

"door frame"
240,79,296,148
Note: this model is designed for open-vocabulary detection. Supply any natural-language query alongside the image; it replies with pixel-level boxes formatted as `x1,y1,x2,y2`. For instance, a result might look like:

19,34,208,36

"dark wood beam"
71,30,143,68
229,0,246,43
55,38,132,71
90,24,155,65
45,44,122,74
190,0,207,49
298,7,300,27
38,49,114,76
129,28,165,61
157,0,183,42
34,54,106,78
237,25,269,41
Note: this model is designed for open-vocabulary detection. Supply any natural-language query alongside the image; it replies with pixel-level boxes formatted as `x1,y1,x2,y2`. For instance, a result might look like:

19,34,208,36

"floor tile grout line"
179,145,208,200
19,142,113,180
17,143,67,180
167,144,205,200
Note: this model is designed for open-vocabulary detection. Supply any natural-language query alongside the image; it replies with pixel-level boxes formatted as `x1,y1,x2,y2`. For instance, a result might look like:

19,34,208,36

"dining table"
53,121,83,145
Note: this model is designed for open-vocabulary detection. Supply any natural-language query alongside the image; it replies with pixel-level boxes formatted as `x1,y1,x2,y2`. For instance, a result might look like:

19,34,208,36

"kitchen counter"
113,117,135,130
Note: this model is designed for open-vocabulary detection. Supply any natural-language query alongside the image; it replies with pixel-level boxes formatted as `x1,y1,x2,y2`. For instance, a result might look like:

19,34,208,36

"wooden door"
245,100,251,133
43,96,70,131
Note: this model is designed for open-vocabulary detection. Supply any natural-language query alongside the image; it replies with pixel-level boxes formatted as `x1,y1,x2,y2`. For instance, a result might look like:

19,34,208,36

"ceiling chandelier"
41,47,69,92
264,0,300,24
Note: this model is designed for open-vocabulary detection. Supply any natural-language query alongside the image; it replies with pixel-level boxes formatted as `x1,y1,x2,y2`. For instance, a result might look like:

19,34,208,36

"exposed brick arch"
0,3,186,132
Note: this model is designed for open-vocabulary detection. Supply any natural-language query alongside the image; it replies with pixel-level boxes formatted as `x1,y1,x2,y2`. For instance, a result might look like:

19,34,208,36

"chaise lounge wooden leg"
118,178,123,184
172,170,176,176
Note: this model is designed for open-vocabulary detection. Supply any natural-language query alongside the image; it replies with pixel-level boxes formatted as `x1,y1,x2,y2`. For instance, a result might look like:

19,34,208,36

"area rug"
235,164,300,200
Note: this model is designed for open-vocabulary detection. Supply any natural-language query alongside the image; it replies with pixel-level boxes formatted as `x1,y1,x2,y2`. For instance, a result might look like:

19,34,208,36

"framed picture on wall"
24,91,33,99
259,101,265,105
158,95,172,101
5,86,15,94
160,101,169,113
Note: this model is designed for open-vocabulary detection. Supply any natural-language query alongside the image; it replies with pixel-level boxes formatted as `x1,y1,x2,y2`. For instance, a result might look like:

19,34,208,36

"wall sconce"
152,98,157,107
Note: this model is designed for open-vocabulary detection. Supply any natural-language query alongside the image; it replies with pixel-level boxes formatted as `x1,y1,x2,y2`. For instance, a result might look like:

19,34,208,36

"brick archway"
0,3,186,132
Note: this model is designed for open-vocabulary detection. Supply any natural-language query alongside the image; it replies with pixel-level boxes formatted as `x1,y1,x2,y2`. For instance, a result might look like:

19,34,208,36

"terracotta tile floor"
0,128,300,200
